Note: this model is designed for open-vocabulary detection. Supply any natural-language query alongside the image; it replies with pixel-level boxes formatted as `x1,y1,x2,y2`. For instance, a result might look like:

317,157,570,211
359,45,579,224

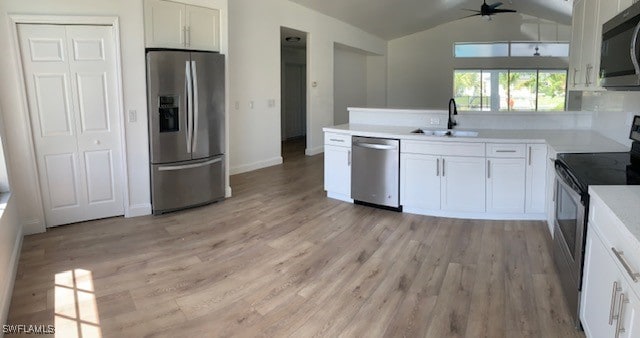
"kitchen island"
322,107,629,228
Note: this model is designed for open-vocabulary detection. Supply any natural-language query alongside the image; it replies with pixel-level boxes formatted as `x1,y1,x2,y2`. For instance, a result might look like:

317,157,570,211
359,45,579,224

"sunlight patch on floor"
54,269,102,338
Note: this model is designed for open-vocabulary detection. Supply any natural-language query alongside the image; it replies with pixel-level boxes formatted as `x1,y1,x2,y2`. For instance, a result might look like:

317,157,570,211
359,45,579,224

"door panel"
76,73,110,132
44,153,80,209
18,24,124,227
145,0,186,49
33,74,74,136
151,155,225,214
84,150,115,204
441,156,486,212
190,52,224,159
400,153,440,210
486,158,526,213
147,50,191,163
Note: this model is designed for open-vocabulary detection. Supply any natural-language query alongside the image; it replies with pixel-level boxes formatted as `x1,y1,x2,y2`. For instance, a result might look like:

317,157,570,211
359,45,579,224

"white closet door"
18,24,124,227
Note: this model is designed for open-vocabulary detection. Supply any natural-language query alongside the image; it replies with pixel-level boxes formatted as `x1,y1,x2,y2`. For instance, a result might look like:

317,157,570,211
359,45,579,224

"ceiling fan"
463,1,517,19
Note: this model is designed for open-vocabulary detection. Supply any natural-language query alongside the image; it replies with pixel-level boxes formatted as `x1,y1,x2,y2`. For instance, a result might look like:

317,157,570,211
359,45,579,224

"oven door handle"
555,160,583,192
631,20,640,76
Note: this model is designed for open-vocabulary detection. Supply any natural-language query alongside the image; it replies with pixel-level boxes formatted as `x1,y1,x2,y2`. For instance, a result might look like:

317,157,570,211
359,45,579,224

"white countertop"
323,123,630,153
589,186,640,246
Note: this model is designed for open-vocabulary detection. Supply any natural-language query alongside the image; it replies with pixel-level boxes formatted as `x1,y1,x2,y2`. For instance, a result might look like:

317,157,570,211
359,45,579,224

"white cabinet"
441,156,486,212
569,0,601,90
546,146,558,235
144,0,220,51
400,140,485,214
581,193,640,337
400,154,441,210
324,133,351,202
569,0,586,90
525,144,548,214
486,158,525,213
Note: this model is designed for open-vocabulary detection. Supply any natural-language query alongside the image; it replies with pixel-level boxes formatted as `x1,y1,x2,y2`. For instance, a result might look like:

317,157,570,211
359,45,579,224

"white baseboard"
305,146,324,156
225,186,232,198
402,206,546,221
126,203,152,218
1,225,23,329
230,157,283,175
22,219,44,235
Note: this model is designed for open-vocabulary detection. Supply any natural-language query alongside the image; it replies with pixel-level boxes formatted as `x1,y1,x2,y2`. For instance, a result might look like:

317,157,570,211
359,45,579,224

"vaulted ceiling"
288,0,573,40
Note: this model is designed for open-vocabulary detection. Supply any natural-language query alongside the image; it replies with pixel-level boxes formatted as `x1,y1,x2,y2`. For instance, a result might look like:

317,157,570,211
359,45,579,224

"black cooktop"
556,152,640,193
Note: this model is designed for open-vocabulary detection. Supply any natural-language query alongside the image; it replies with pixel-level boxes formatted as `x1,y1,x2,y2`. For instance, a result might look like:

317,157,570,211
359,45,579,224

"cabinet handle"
487,160,491,179
348,150,351,166
496,150,516,153
528,146,532,166
436,158,440,177
609,281,621,325
615,293,629,338
573,68,578,87
329,139,344,143
612,248,640,282
187,26,191,47
183,26,187,46
442,158,445,177
586,65,592,86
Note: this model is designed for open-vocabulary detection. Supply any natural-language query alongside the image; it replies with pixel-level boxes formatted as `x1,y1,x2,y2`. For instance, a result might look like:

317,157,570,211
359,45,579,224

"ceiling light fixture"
534,46,541,56
285,36,301,42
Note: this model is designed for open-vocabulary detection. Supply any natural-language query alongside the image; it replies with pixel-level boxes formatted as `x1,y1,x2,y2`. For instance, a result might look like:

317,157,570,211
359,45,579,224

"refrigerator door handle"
157,158,222,171
185,61,193,154
191,60,199,153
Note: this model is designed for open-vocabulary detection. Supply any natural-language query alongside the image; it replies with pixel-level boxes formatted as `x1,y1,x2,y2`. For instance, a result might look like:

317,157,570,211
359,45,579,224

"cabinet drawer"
590,197,640,298
325,132,351,147
486,143,526,158
401,140,485,157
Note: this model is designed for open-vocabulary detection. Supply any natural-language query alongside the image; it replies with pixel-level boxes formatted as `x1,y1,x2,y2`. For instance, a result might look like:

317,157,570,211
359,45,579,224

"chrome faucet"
448,98,458,130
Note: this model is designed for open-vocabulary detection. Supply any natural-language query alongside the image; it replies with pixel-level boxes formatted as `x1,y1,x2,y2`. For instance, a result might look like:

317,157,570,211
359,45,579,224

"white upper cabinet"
144,0,220,52
569,0,586,90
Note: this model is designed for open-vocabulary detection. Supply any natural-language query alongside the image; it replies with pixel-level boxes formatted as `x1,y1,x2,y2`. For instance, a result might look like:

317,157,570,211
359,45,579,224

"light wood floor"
7,141,584,337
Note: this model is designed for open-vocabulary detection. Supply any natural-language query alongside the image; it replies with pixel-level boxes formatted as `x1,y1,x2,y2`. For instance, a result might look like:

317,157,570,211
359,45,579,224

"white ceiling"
288,0,573,40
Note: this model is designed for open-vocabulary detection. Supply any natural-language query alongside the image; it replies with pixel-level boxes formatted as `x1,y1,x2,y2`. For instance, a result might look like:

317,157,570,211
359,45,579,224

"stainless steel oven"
553,160,588,328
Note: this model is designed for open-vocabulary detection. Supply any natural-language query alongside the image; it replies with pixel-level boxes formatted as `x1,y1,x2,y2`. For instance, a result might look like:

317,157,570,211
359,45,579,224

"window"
454,42,570,58
453,69,567,111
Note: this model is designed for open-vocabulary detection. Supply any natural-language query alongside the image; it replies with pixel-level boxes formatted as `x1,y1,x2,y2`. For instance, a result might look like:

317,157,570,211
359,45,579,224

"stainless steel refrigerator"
146,50,225,214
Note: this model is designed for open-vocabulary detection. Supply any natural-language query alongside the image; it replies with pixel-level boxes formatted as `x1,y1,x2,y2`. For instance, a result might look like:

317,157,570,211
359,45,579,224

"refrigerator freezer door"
151,155,225,214
147,50,192,164
190,52,225,159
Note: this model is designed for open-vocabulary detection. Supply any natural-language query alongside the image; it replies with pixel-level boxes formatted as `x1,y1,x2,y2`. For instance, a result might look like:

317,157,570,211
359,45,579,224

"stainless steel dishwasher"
351,136,401,210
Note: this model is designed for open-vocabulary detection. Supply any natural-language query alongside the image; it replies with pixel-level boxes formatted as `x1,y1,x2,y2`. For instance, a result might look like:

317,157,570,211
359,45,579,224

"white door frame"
9,15,131,228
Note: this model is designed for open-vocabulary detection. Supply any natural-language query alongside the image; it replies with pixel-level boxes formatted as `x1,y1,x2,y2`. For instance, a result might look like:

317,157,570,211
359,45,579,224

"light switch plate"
128,110,137,123
430,118,440,125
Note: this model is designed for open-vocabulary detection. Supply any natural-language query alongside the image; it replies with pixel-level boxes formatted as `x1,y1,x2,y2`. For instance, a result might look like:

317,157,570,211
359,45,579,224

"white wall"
0,195,21,330
334,45,368,125
228,0,387,171
387,14,570,109
0,0,229,234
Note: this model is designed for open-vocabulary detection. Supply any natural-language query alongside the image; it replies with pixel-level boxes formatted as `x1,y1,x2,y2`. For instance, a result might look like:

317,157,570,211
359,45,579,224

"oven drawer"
590,196,640,298
486,143,526,158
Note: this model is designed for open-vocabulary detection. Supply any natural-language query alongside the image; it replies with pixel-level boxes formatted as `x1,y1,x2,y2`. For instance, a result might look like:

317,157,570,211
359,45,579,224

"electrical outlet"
128,110,137,123
268,99,276,108
235,101,240,110
250,101,254,109
430,118,441,125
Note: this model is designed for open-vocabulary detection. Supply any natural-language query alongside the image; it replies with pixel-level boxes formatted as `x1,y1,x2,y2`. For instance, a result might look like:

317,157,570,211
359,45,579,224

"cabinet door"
324,145,351,197
581,227,619,338
569,0,585,89
581,0,600,88
525,144,547,214
400,153,440,210
144,0,186,49
441,156,485,212
186,6,220,52
618,287,640,338
619,0,634,12
486,158,525,213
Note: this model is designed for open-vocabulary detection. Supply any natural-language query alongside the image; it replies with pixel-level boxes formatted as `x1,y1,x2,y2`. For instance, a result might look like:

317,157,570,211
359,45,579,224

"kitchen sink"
411,129,479,137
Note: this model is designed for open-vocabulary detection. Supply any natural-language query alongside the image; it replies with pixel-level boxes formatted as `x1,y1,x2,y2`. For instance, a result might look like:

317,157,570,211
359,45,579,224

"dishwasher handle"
353,142,398,150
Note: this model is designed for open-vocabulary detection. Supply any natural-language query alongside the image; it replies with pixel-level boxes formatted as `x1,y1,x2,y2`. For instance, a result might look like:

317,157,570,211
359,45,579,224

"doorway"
280,27,307,161
17,23,125,227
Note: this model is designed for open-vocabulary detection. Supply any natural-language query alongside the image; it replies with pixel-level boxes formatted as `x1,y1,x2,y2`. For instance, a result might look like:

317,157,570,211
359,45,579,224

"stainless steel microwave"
601,2,640,90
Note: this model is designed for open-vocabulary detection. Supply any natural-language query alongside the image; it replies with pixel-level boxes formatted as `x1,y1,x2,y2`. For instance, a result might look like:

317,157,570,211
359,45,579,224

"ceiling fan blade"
489,2,504,9
492,8,517,13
